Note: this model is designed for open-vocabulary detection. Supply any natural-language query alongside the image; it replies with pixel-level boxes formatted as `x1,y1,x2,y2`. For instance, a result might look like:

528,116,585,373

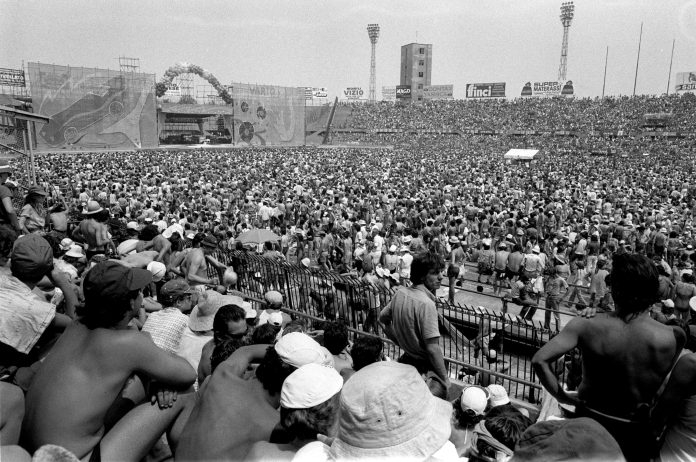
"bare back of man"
182,247,209,288
22,323,196,461
78,218,109,253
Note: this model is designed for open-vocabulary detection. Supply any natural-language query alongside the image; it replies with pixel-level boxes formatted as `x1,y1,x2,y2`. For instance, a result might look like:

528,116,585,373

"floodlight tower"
557,2,574,82
367,24,380,104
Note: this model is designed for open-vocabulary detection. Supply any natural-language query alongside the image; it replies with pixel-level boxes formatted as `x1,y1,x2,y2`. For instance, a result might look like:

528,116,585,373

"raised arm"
129,332,197,389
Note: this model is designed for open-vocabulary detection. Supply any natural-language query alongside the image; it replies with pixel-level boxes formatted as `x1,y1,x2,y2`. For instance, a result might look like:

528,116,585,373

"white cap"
65,245,84,259
280,363,343,409
275,332,333,368
487,384,510,407
241,301,256,319
662,299,675,309
268,311,283,327
460,386,489,416
126,221,138,230
146,261,166,282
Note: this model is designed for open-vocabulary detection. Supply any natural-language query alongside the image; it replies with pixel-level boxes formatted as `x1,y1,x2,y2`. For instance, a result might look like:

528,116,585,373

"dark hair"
350,336,383,371
484,414,532,451
255,347,297,395
138,224,159,242
251,323,280,344
410,251,445,286
611,253,659,319
211,337,247,373
280,392,340,441
212,304,248,345
323,321,349,355
79,289,140,329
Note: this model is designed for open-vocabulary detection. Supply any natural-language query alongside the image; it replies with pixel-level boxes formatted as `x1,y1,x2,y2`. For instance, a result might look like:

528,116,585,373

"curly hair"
280,392,340,441
211,337,247,373
410,251,445,286
323,321,349,355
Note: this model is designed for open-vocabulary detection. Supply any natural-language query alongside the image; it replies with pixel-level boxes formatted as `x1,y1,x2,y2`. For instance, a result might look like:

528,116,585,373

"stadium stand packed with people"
2,94,696,461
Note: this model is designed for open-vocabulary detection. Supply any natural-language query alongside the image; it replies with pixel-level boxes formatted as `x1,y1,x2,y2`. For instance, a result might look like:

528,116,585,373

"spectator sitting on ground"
246,363,343,461
21,260,196,461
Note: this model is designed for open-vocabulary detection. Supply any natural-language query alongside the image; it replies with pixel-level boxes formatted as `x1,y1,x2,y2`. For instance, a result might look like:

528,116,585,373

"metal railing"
208,249,572,404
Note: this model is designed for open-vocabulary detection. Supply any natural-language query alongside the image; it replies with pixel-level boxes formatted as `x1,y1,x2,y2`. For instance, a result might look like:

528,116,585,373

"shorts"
494,269,507,278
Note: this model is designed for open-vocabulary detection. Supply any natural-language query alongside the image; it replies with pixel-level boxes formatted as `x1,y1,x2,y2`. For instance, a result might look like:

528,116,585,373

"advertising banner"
229,82,305,146
304,87,314,100
675,72,696,94
423,84,454,100
0,68,25,87
521,81,574,97
466,82,505,98
382,86,396,102
27,63,157,150
164,82,181,98
343,87,365,100
312,87,327,99
396,85,412,99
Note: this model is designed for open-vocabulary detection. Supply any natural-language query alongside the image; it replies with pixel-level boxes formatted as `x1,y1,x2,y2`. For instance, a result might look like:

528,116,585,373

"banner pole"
633,22,643,97
666,39,675,95
602,46,608,98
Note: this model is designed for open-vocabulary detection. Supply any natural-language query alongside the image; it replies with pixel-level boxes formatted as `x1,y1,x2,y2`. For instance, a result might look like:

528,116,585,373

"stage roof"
504,149,539,160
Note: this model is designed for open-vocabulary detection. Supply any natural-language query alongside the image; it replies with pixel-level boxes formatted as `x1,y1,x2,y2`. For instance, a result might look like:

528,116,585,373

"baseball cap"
160,279,193,299
126,221,138,230
275,332,333,368
83,261,152,303
201,234,218,248
146,261,166,282
11,234,54,280
460,385,490,416
280,363,343,409
65,245,85,259
487,384,511,407
268,311,283,326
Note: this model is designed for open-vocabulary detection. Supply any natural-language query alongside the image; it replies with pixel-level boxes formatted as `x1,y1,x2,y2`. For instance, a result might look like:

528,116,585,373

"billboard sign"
396,85,412,99
0,68,25,87
312,87,327,99
343,87,365,100
521,81,574,97
382,86,396,102
164,82,181,97
304,87,314,100
423,84,454,100
675,72,696,93
466,82,505,98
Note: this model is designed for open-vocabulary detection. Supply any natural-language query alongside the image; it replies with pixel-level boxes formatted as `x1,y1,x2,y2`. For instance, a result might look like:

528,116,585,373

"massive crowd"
2,94,696,461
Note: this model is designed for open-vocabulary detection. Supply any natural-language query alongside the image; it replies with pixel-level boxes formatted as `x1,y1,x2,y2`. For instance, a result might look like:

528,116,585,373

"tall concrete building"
400,43,432,102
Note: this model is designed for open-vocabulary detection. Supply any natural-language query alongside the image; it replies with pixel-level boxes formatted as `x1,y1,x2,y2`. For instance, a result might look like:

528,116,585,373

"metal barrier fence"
209,249,571,404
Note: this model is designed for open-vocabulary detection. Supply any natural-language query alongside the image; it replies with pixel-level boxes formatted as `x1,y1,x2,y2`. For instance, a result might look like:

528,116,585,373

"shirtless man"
182,234,218,290
533,253,685,462
21,261,196,461
74,201,115,259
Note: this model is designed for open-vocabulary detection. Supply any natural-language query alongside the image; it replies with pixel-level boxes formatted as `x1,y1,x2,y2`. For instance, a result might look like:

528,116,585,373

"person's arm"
224,344,271,378
155,237,171,263
378,300,397,343
532,318,584,405
425,337,450,387
168,251,186,276
129,331,197,388
49,268,79,319
2,197,20,232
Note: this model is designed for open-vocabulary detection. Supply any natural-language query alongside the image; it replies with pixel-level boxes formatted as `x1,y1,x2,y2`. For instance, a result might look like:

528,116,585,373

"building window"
419,48,424,54
418,72,423,78
418,84,423,89
419,60,424,66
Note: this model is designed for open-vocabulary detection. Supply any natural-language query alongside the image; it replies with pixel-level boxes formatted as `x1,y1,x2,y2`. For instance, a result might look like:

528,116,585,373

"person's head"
212,304,248,345
410,251,445,293
10,234,54,284
24,185,47,206
611,253,659,319
80,261,152,329
264,290,283,309
251,323,280,344
454,385,490,427
323,321,349,355
200,234,218,254
210,337,247,373
159,279,194,312
279,363,343,441
329,361,453,460
138,224,159,242
350,336,383,371
484,414,532,452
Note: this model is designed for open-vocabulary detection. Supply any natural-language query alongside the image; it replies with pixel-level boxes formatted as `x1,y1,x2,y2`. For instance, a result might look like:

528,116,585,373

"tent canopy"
504,149,539,160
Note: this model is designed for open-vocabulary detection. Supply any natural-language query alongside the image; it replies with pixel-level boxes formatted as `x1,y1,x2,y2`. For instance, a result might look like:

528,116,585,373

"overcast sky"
2,0,695,99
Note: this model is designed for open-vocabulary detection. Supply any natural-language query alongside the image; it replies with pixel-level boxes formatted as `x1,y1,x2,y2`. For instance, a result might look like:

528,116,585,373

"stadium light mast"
367,24,380,104
557,2,574,82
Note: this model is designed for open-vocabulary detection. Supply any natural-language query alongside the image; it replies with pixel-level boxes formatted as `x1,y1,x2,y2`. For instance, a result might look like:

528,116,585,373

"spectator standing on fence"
532,253,687,462
379,252,450,399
